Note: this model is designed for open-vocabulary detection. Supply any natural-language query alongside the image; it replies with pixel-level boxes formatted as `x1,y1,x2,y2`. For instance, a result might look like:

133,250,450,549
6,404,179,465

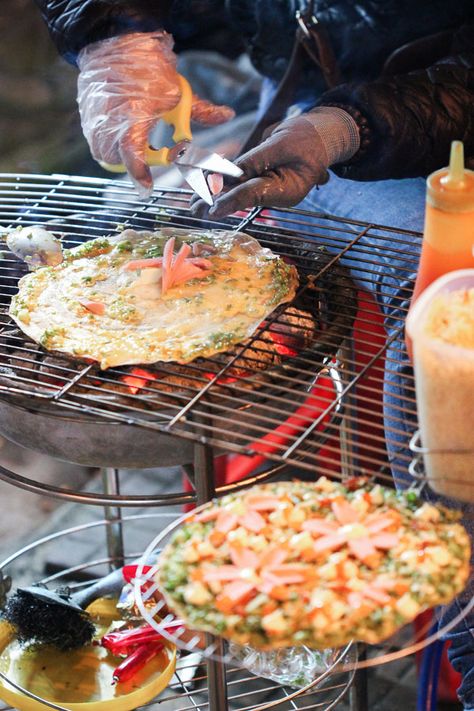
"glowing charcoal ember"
203,371,239,385
267,335,298,356
121,367,159,395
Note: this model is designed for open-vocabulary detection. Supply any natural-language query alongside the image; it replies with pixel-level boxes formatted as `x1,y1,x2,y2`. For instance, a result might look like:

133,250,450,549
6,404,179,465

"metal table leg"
101,467,125,570
350,644,368,711
338,338,360,479
193,441,229,711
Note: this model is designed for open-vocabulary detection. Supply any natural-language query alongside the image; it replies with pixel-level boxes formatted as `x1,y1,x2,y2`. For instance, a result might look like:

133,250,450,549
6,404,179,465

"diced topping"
261,610,288,636
414,504,441,523
183,582,213,606
395,593,420,619
157,479,470,650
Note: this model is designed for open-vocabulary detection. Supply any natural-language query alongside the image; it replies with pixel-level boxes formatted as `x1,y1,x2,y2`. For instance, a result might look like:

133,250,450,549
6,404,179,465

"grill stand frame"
193,435,229,711
0,356,359,711
1,173,466,711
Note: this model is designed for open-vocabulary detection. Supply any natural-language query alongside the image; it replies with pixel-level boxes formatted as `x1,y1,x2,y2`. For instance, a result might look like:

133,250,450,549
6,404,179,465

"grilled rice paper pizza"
156,479,470,649
9,228,298,369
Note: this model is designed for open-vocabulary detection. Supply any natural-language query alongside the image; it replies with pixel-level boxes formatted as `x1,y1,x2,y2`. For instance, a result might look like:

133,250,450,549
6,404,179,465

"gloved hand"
77,31,235,198
191,107,360,218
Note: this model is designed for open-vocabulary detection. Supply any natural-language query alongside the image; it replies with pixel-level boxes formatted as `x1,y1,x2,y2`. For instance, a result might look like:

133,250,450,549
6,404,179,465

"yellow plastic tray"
0,598,176,711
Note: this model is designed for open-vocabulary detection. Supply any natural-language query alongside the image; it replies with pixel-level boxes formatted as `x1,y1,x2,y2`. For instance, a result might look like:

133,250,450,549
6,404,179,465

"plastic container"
406,269,474,502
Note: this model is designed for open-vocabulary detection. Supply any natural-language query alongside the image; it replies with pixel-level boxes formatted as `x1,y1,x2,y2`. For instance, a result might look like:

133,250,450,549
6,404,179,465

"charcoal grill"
0,174,428,509
1,175,473,711
0,174,360,504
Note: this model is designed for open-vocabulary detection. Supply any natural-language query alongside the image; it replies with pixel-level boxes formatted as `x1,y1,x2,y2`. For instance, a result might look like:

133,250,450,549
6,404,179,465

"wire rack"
133,504,474,671
0,515,356,711
0,173,422,489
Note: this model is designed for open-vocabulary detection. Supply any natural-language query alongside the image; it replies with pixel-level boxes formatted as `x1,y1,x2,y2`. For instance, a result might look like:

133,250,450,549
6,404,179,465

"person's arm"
33,2,234,196
76,30,234,197
33,0,166,64
317,23,474,181
192,24,474,217
191,107,360,218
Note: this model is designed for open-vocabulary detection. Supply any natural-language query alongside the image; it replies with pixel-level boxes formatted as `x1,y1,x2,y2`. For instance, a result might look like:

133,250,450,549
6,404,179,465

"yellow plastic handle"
160,74,193,145
99,75,193,173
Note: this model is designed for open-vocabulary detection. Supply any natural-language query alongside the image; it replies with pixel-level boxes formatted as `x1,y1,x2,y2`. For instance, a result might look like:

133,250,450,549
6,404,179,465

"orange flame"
122,367,158,395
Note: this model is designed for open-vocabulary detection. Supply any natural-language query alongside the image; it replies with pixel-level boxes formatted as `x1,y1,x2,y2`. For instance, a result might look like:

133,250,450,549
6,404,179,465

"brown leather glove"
191,107,359,218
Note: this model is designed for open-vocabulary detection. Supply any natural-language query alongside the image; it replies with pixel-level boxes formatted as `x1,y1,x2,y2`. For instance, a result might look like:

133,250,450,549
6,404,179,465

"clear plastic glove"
77,32,235,198
191,107,360,218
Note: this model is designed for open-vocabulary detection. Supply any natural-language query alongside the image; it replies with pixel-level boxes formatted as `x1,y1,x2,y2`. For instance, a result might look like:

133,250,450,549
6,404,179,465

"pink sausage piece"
207,173,224,195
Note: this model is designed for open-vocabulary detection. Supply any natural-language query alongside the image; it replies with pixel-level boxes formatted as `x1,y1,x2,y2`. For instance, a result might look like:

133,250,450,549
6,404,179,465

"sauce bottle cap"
427,141,474,212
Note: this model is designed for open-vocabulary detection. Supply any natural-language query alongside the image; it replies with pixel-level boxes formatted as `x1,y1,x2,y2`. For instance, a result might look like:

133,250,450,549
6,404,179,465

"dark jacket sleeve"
32,1,167,64
32,1,239,65
319,24,474,179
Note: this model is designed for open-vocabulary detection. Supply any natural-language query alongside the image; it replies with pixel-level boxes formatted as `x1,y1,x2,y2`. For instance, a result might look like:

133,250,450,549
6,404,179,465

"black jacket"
33,0,474,178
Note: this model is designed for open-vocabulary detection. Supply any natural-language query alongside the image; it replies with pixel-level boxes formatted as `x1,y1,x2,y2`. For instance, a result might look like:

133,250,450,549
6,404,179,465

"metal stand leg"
101,467,125,570
193,442,229,711
350,644,368,711
338,339,369,711
338,338,359,479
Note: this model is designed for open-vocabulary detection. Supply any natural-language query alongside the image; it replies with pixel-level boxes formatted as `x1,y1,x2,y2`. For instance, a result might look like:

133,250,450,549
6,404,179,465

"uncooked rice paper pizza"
10,228,298,369
156,478,470,649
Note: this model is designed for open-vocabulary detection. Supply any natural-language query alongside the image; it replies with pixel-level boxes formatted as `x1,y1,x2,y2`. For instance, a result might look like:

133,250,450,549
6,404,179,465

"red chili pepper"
102,626,157,651
102,620,185,656
121,565,152,583
104,631,162,655
112,643,164,684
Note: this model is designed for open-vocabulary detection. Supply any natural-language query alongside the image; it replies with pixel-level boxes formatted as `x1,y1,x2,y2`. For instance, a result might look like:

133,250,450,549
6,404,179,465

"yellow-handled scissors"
100,75,243,205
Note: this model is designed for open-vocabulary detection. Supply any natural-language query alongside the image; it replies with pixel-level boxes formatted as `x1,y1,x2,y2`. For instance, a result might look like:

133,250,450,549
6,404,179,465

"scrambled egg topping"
10,229,298,369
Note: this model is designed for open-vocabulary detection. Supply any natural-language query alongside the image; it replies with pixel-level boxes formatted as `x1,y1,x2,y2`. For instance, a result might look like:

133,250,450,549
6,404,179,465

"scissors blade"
170,142,243,178
178,166,214,205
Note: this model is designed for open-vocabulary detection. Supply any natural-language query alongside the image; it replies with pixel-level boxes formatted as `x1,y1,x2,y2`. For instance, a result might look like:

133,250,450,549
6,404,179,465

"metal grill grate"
0,174,421,486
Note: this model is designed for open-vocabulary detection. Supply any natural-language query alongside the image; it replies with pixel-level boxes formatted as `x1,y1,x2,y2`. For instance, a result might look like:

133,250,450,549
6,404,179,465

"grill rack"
134,505,474,669
0,515,356,711
0,173,423,489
